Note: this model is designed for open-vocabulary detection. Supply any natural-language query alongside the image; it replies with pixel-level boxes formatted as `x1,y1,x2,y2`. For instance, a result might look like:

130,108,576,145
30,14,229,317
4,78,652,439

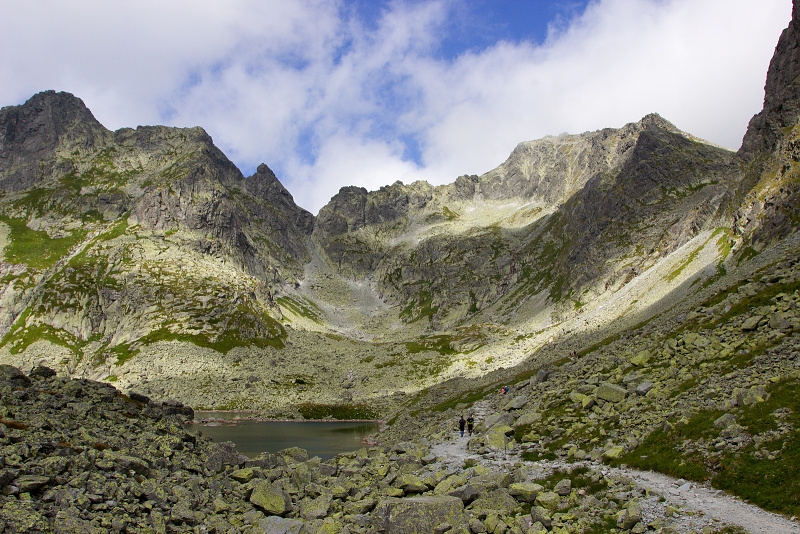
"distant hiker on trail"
458,415,466,437
467,414,475,436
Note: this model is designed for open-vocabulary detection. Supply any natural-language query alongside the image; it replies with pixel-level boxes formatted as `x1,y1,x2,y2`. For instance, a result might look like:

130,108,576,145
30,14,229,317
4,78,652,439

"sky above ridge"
0,0,791,214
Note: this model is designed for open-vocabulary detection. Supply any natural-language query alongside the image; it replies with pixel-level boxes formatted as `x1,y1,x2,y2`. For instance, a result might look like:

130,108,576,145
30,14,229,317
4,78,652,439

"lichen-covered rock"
534,491,560,511
395,473,428,493
468,488,520,514
620,501,642,530
448,484,482,504
252,516,305,534
530,505,553,528
508,482,543,503
629,350,652,367
298,494,332,520
249,480,292,516
206,441,247,473
554,478,572,497
603,446,626,460
514,410,542,429
0,500,50,533
484,425,515,450
596,383,628,403
372,495,468,534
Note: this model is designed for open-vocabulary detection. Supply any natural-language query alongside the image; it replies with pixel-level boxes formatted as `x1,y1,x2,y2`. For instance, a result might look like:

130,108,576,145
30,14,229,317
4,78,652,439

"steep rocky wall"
732,0,800,248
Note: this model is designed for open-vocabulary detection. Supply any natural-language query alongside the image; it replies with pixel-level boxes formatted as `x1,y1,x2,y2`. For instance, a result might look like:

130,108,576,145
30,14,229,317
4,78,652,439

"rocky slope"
2,354,797,534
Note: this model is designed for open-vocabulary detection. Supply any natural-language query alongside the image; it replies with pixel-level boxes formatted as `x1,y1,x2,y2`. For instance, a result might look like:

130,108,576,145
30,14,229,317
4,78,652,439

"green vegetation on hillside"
0,216,87,269
613,378,800,517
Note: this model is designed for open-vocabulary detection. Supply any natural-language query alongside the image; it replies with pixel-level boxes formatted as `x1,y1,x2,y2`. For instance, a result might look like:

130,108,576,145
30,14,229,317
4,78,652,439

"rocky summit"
1,0,800,532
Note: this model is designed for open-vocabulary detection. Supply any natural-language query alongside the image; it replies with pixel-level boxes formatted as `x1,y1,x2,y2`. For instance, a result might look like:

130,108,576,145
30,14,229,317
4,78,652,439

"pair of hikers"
458,414,474,437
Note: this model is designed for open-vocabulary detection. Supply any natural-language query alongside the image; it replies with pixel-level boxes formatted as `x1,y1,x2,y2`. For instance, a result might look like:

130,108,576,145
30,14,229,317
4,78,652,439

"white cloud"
409,0,790,185
0,0,791,214
286,134,422,213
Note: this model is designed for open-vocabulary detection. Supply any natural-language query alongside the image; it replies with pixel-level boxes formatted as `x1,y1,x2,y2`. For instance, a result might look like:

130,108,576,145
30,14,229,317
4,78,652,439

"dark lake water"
184,413,379,460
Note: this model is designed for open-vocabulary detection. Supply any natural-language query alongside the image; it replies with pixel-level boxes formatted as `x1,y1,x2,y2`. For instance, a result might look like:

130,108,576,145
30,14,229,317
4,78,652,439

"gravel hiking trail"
431,420,799,534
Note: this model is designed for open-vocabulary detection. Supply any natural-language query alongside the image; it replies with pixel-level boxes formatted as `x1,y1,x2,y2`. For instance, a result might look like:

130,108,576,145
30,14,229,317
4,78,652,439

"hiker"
458,415,466,437
467,414,475,436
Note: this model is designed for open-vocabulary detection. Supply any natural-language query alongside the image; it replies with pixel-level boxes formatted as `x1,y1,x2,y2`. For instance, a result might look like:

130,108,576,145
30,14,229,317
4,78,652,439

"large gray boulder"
252,516,305,534
372,496,469,534
0,364,31,387
596,383,628,403
205,441,247,473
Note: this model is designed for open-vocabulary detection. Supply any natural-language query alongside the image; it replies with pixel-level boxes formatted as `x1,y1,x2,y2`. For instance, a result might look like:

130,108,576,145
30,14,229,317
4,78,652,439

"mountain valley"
0,1,800,532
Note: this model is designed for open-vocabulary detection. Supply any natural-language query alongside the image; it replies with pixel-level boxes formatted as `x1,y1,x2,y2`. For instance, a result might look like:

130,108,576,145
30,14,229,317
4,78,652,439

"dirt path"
431,430,799,534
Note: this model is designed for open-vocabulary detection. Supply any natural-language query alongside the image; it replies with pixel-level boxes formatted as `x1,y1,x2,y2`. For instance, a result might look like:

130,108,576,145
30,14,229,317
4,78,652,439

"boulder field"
2,352,798,533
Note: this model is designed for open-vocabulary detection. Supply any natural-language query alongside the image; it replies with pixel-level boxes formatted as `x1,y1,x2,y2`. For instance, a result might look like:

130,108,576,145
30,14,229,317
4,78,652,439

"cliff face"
733,0,800,247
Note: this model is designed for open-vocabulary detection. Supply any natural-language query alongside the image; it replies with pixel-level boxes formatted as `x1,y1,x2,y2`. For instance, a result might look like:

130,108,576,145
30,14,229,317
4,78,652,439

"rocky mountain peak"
729,0,800,247
0,91,109,191
242,163,314,235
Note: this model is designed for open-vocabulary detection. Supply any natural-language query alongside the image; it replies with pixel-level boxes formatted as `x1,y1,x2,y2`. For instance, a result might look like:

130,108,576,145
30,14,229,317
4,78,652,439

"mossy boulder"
534,491,560,511
508,482,543,503
249,480,292,516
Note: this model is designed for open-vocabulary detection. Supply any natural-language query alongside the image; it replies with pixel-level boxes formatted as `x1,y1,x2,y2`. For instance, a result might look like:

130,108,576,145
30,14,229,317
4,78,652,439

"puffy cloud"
0,0,790,213
410,0,790,182
286,133,422,214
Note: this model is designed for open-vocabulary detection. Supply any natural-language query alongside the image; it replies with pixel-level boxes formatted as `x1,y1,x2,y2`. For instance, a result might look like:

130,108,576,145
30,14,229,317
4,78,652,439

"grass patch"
99,217,129,242
400,289,438,323
711,379,800,516
610,408,725,482
421,382,502,415
736,246,759,265
520,448,557,461
614,378,800,517
405,335,457,355
442,206,459,220
129,325,286,358
665,231,716,283
0,216,87,269
583,517,619,534
0,323,79,356
276,295,322,324
404,355,451,380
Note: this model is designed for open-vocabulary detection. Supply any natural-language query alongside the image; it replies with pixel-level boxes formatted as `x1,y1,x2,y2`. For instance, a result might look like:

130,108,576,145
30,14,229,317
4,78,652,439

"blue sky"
0,0,791,214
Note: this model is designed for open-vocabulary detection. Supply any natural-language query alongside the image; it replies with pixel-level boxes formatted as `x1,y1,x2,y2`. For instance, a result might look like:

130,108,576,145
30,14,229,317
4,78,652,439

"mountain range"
1,4,798,418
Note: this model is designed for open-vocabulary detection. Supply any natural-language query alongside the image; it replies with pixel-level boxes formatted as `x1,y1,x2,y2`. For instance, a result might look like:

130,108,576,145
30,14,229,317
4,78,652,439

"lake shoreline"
183,418,383,458
192,410,384,425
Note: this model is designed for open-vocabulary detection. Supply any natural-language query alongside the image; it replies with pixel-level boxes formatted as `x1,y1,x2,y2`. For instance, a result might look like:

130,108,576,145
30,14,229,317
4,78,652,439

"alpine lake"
184,412,380,460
